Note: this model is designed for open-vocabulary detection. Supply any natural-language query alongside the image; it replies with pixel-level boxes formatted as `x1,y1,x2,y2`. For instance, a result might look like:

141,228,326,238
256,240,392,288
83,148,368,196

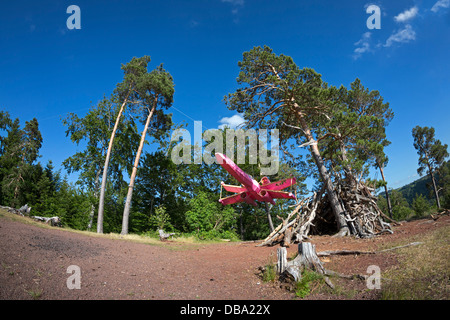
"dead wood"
257,179,394,247
316,241,423,257
32,216,61,227
1,204,31,216
158,229,175,241
276,242,367,290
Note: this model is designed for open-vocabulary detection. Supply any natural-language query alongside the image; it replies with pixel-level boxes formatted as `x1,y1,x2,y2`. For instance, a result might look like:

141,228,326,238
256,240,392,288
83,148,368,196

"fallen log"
158,229,175,241
316,242,423,257
317,249,375,257
32,216,61,227
0,204,31,216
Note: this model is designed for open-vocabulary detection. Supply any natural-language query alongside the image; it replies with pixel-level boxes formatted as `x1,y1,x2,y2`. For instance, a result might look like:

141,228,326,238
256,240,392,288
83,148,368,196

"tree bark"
265,202,274,232
296,113,349,236
87,167,102,230
378,163,393,219
97,94,129,233
339,138,356,185
239,209,244,240
121,102,157,235
429,167,441,209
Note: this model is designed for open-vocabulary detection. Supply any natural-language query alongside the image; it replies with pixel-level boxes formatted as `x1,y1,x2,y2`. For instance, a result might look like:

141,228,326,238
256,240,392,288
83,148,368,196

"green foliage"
378,189,414,220
440,161,450,209
294,270,324,298
390,189,413,220
411,193,429,217
62,96,139,190
412,126,448,178
185,190,237,234
412,126,449,209
262,264,276,282
149,205,172,231
395,175,433,204
0,116,42,208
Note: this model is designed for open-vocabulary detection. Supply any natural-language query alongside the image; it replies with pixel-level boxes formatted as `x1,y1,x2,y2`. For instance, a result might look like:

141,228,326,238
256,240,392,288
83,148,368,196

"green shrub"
411,194,429,217
262,264,276,282
294,270,324,298
195,229,239,241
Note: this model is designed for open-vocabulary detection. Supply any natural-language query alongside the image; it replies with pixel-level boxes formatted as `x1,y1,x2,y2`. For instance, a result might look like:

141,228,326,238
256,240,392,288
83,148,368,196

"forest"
1,47,449,241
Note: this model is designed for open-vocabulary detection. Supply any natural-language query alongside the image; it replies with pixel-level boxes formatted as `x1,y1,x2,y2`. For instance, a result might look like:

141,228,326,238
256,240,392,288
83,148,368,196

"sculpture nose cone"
215,153,226,164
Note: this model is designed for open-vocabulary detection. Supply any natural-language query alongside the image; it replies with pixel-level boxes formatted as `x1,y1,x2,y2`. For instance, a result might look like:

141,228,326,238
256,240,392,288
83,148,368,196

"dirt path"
1,212,448,300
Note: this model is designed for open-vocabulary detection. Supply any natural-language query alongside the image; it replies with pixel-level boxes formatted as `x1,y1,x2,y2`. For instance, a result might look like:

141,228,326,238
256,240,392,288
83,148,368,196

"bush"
412,194,429,217
185,191,237,235
262,264,276,282
295,270,324,298
195,229,239,241
149,205,173,231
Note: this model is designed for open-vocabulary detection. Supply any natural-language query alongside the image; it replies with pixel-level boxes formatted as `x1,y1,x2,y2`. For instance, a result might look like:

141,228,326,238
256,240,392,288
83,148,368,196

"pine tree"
97,56,152,233
412,126,449,209
121,64,175,235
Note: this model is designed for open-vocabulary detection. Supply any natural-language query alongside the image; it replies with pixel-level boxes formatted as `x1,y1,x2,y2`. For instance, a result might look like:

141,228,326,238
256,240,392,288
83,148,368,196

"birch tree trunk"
265,202,275,232
97,95,129,233
121,102,157,235
87,167,102,230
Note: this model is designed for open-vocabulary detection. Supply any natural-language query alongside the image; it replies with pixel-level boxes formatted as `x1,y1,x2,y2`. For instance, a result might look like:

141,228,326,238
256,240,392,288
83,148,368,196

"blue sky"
0,0,449,190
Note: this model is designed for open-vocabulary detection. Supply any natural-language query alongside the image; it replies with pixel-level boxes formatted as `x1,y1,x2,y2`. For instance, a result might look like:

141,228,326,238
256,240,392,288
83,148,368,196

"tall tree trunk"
240,209,244,240
377,162,393,219
296,112,349,236
265,202,274,232
429,167,441,209
87,167,102,230
97,94,129,233
338,139,356,185
121,103,157,235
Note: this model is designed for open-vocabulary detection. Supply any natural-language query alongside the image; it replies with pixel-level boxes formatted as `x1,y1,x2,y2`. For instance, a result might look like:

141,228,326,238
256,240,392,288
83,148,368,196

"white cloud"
221,0,244,6
394,6,418,22
431,0,450,12
221,0,244,18
218,114,246,129
353,32,372,59
384,24,416,47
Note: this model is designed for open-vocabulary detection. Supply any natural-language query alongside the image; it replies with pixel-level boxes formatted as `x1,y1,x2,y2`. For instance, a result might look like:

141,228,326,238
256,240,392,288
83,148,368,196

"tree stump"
276,247,287,274
277,242,326,282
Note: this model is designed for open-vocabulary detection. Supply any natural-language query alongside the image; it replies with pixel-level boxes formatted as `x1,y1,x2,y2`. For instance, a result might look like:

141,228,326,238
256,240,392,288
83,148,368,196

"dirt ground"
1,211,449,300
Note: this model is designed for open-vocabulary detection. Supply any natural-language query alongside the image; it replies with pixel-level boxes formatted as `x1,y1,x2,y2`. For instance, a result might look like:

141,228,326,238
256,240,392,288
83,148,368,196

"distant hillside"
396,175,433,204
384,160,449,205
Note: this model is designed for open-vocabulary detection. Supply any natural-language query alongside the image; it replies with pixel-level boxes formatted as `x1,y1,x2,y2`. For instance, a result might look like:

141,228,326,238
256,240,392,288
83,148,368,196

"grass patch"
25,287,43,300
261,252,277,282
0,208,235,251
262,264,276,282
294,269,324,298
381,225,450,300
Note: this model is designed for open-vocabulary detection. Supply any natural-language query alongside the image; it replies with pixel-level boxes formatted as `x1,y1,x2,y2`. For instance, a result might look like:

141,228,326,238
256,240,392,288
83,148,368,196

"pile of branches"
335,181,395,238
258,180,396,247
0,204,31,216
257,191,322,247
